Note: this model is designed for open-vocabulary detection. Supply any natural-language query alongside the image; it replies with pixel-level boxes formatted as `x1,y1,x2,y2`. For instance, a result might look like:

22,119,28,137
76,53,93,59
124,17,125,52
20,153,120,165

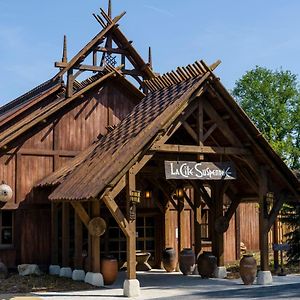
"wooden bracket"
71,202,90,229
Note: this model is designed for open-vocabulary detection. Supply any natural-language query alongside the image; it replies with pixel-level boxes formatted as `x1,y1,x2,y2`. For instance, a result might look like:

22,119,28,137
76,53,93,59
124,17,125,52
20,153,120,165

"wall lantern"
129,190,141,221
0,181,13,203
265,192,274,204
145,190,152,200
130,190,141,204
172,187,184,201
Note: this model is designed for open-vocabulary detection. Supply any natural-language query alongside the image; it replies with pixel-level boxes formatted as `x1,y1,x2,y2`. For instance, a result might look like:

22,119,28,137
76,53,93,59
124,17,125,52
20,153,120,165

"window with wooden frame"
0,211,13,247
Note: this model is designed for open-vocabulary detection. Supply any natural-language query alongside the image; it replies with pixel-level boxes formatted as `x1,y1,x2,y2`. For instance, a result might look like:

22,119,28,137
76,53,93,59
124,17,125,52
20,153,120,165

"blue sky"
1,0,300,105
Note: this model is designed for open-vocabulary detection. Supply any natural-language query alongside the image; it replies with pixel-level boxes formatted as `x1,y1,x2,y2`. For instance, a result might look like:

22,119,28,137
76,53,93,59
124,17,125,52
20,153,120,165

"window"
0,211,13,247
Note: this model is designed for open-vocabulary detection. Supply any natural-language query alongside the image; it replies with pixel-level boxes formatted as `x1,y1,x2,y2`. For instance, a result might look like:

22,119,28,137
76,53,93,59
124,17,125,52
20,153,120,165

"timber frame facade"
0,1,299,290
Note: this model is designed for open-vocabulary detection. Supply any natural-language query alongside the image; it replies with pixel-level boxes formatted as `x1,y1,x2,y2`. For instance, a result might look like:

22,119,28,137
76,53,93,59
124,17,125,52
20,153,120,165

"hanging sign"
164,161,236,180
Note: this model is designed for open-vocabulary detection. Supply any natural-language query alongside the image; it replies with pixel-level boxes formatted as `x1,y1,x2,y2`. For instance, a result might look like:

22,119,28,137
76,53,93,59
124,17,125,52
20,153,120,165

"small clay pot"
239,254,257,285
197,251,217,278
162,247,176,272
101,256,118,285
179,248,195,275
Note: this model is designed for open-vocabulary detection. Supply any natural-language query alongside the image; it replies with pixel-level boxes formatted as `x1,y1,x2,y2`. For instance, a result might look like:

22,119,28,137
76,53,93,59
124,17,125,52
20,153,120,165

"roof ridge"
144,60,210,92
0,77,61,117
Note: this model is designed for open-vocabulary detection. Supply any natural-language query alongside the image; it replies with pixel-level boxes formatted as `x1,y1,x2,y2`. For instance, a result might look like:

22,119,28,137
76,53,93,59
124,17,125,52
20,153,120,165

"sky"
1,0,300,105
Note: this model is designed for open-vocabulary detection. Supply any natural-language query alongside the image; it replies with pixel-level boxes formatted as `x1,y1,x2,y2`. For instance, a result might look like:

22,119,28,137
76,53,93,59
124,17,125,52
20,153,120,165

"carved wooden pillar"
126,169,137,280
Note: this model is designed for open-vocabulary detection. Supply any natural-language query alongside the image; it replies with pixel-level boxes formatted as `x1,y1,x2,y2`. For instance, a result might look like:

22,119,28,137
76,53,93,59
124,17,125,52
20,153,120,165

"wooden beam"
51,203,59,265
97,46,129,55
71,202,90,229
194,188,202,256
235,206,241,260
62,202,70,267
182,122,198,143
102,194,131,238
54,11,126,79
74,210,83,269
259,167,269,271
203,123,218,142
203,100,242,147
91,201,101,273
150,144,250,155
267,192,286,232
55,62,106,73
126,170,137,280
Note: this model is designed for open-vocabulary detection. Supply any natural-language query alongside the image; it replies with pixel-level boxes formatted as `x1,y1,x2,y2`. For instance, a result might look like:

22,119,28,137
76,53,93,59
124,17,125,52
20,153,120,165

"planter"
240,254,257,285
197,251,217,278
100,256,118,285
162,247,176,272
179,248,195,275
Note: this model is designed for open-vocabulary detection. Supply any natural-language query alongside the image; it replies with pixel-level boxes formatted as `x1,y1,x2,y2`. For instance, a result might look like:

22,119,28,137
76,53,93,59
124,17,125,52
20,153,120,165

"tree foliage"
233,66,300,263
232,66,300,169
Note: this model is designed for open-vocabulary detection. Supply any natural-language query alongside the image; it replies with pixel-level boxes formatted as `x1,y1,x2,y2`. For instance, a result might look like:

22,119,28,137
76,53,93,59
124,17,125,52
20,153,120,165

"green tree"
232,66,300,169
233,66,300,263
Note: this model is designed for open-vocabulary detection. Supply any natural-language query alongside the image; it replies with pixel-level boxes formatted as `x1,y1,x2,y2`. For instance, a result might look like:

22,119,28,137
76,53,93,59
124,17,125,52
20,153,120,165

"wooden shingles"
144,60,209,92
39,68,210,201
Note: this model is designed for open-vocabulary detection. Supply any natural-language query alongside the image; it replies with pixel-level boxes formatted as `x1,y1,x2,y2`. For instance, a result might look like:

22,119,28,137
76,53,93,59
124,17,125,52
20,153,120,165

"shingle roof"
38,61,210,200
0,78,61,122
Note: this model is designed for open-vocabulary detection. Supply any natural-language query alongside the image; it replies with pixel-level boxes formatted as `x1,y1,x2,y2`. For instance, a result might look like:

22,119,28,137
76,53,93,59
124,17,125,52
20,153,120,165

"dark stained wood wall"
0,80,139,267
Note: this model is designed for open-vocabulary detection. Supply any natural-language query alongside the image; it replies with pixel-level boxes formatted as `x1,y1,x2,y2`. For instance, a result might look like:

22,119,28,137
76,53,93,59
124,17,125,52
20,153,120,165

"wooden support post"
126,170,137,280
74,210,83,269
62,202,70,267
51,202,59,265
194,188,202,257
67,69,74,98
197,100,204,160
259,167,269,271
91,201,101,273
235,206,241,260
211,183,225,266
273,217,279,271
177,196,185,258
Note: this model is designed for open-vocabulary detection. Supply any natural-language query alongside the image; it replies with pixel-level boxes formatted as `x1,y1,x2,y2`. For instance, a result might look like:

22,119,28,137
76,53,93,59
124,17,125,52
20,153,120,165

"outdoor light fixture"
130,190,141,204
172,187,184,200
145,190,152,200
265,192,274,204
129,190,141,221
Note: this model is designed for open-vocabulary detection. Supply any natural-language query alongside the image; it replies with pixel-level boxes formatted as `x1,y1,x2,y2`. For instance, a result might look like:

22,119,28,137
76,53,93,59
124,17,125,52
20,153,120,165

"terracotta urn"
179,248,195,275
100,255,118,285
162,247,176,272
197,251,217,278
239,254,257,285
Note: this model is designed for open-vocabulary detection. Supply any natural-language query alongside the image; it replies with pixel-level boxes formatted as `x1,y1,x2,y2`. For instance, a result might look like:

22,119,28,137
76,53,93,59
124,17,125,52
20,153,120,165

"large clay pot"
100,256,118,285
179,248,195,275
197,251,217,278
162,247,176,272
239,254,257,285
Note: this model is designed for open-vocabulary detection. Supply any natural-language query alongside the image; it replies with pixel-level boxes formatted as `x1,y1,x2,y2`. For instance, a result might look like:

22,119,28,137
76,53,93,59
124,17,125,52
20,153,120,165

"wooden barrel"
162,248,176,272
179,248,195,275
240,254,257,285
101,256,118,285
197,251,217,278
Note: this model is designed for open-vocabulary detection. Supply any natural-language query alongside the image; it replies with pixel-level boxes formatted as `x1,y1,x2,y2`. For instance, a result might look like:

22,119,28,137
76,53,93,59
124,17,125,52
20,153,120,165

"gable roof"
0,78,62,125
38,59,300,202
0,65,144,150
38,60,211,200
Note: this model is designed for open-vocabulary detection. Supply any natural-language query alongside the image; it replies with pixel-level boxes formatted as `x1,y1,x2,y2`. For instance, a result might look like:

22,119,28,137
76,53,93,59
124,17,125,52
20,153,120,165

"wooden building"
0,2,299,293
